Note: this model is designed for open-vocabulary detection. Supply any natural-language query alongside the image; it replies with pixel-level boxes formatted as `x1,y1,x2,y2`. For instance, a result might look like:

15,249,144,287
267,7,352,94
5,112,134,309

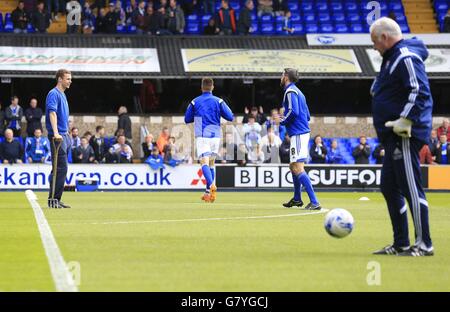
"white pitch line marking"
91,209,329,225
25,190,78,292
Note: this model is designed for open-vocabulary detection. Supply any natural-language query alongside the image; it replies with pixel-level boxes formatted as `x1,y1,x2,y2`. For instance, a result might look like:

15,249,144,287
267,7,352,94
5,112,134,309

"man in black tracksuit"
370,17,433,257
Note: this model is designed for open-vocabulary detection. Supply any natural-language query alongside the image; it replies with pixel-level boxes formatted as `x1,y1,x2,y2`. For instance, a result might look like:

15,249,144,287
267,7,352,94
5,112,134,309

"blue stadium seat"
5,13,12,23
349,23,364,33
292,22,305,35
389,2,404,12
435,1,448,13
26,23,35,33
288,2,299,12
251,13,257,22
116,24,126,34
332,13,345,23
334,23,349,33
186,22,200,34
395,14,406,23
275,15,284,24
260,14,273,23
230,1,240,10
344,2,358,12
399,23,410,33
305,23,319,33
347,13,361,23
187,14,199,23
301,2,314,12
260,23,275,35
4,21,13,33
303,13,316,23
316,2,329,12
291,13,301,23
251,22,260,34
318,13,331,23
127,25,137,34
201,14,212,27
320,23,334,33
330,1,344,12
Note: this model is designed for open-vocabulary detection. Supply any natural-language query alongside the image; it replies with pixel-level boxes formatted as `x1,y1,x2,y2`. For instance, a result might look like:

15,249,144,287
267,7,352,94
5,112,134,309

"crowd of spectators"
6,0,298,35
1,96,449,166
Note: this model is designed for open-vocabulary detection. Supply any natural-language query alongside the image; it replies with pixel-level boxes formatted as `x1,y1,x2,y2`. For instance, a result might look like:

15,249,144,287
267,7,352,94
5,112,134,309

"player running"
184,77,234,203
279,68,321,210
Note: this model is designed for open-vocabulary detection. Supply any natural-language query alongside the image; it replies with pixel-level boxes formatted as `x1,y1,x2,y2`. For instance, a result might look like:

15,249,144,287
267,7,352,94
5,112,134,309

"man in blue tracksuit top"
46,69,72,208
370,18,433,256
280,68,321,210
185,77,234,202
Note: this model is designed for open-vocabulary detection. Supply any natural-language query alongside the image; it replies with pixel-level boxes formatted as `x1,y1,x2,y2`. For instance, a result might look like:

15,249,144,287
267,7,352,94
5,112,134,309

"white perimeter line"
25,190,78,292
92,209,329,225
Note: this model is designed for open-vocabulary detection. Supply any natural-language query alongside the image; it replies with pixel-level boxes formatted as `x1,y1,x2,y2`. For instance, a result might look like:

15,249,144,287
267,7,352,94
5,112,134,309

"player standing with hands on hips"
185,78,234,202
370,17,433,256
46,69,72,208
279,68,321,210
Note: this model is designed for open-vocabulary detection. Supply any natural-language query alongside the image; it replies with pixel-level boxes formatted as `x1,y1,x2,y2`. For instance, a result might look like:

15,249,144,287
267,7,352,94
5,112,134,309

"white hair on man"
369,17,402,39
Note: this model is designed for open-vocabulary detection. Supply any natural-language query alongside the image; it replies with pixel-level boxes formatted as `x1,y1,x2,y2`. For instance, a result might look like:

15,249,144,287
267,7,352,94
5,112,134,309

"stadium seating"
0,0,411,35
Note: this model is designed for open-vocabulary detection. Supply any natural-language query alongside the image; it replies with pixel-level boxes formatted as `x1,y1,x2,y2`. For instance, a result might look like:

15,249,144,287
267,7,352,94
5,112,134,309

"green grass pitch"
0,191,449,292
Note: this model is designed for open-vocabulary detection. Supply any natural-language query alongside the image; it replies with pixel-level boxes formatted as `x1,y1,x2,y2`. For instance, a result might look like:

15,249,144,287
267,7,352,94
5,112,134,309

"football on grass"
324,208,354,238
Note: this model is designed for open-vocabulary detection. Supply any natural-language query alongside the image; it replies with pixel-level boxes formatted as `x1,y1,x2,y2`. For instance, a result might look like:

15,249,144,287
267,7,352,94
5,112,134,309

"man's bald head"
370,17,403,56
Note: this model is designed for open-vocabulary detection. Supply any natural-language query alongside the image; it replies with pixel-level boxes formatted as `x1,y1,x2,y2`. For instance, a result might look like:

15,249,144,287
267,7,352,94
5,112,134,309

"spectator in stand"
215,0,237,35
387,11,397,22
157,5,171,34
5,96,23,138
115,0,127,26
145,145,164,169
144,5,163,34
25,128,49,163
81,2,95,34
0,101,5,137
265,108,286,140
66,1,81,33
435,134,450,164
273,0,288,16
257,0,273,17
282,9,294,35
70,127,80,150
46,0,59,20
237,0,253,35
279,132,290,163
437,118,450,141
114,128,132,147
429,129,439,155
166,0,185,34
25,97,43,138
243,116,262,152
132,0,147,34
309,135,327,164
222,132,238,163
32,1,52,33
352,136,371,164
157,0,168,10
83,131,93,143
12,1,29,34
261,126,282,163
243,106,266,125
0,129,24,164
142,133,155,160
248,143,264,164
326,139,343,164
237,143,248,166
90,125,107,163
373,143,385,164
162,136,176,156
204,17,218,35
104,2,119,33
95,7,108,33
419,144,435,165
203,0,215,15
156,127,170,154
443,9,450,33
73,136,95,163
107,134,133,163
117,106,132,142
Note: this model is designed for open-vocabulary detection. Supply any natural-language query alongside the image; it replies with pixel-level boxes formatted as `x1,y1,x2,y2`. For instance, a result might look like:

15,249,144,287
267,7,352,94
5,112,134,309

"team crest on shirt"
291,148,296,156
